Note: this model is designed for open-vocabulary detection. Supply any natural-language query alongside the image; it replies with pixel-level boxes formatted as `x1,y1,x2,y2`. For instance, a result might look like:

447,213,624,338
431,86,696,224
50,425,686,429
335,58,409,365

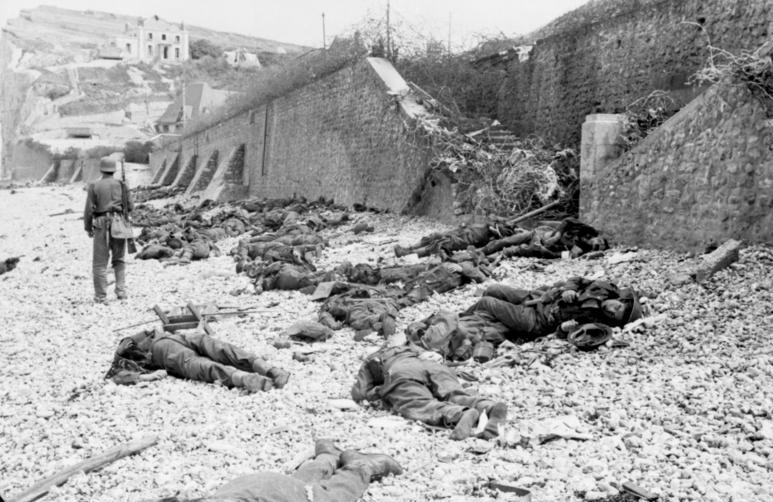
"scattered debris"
0,256,21,275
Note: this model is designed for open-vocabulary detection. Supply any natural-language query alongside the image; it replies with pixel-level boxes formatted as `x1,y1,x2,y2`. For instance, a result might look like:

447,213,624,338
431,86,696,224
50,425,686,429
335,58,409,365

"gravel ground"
1,185,772,502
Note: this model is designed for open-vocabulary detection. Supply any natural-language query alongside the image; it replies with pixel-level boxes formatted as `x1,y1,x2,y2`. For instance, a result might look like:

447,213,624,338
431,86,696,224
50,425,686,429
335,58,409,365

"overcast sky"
1,1,589,48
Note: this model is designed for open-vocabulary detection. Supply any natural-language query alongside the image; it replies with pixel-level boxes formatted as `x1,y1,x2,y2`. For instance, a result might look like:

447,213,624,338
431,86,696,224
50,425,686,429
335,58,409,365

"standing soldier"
84,157,133,303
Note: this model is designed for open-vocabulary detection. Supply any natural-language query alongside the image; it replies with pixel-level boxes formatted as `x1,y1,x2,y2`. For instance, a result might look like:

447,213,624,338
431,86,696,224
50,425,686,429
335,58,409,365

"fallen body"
351,345,508,440
106,328,289,392
408,276,643,360
160,439,402,502
395,218,607,259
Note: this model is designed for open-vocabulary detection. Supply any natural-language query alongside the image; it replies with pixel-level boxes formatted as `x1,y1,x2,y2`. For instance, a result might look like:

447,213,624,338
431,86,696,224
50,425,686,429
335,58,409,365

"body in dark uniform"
83,157,133,302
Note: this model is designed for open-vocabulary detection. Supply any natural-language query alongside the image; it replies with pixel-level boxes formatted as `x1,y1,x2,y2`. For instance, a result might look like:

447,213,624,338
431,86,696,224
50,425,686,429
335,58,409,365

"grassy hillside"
4,5,310,62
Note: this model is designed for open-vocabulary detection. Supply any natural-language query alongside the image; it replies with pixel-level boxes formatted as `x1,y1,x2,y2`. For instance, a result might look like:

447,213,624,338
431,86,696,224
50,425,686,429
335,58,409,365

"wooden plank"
163,321,200,332
7,435,157,502
167,314,197,324
152,305,170,325
187,302,215,336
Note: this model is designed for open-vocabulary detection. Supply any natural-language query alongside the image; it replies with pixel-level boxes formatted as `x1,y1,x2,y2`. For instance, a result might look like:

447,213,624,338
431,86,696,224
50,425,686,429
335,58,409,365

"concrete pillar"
580,114,625,183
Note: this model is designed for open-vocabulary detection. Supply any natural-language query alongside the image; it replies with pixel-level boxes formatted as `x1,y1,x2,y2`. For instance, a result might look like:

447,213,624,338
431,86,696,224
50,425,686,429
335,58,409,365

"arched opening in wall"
177,154,198,187
160,155,179,186
225,144,246,184
193,150,219,191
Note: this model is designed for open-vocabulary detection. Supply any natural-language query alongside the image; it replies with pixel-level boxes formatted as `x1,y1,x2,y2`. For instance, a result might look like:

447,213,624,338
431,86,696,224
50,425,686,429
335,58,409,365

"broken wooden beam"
670,239,742,285
7,435,158,502
507,200,561,226
694,239,742,283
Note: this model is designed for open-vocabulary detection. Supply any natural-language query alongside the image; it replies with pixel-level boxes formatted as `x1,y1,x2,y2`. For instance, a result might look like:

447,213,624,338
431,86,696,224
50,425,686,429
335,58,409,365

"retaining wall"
150,58,435,213
498,0,773,147
581,81,773,251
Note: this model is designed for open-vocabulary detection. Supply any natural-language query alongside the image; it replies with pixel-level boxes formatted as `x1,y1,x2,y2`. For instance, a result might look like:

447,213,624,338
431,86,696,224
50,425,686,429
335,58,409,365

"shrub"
124,141,153,163
84,145,122,159
190,39,222,60
396,51,506,121
620,90,677,150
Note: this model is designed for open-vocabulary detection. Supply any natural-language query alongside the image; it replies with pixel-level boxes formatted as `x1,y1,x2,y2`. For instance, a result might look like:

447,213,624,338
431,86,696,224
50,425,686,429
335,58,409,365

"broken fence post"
7,435,158,502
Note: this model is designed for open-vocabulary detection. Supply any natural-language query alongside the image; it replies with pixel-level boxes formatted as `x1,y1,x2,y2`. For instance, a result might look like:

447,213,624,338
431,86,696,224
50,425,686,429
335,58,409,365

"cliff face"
0,31,37,180
0,6,310,181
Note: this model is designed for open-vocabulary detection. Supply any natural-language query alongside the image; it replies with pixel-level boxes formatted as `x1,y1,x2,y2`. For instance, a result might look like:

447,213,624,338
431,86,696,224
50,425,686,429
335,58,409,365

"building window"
175,35,180,42
148,33,153,40
147,45,153,56
162,33,167,41
175,47,180,59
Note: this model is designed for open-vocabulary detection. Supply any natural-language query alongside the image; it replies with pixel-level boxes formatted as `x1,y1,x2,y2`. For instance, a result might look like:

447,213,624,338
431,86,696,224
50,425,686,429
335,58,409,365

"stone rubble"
0,185,772,502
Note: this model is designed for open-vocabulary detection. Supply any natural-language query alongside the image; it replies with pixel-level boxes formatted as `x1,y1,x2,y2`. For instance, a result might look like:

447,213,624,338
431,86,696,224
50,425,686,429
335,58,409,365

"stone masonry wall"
582,81,773,251
248,59,431,211
498,0,773,147
151,58,433,213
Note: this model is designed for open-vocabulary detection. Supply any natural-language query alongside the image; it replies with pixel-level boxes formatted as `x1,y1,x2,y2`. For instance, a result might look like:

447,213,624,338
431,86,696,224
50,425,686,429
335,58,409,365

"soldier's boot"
267,367,290,389
479,402,508,440
232,371,273,392
314,439,343,458
340,450,403,481
450,408,480,441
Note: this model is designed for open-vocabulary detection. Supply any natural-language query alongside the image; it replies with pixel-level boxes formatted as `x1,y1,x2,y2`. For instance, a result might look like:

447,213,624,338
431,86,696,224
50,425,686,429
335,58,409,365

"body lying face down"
106,327,289,392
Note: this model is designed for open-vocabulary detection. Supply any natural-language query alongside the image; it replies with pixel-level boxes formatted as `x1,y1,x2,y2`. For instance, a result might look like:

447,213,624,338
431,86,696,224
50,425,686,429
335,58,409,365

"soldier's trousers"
209,452,368,502
481,230,534,255
465,284,554,339
92,215,126,299
383,358,496,428
150,332,269,387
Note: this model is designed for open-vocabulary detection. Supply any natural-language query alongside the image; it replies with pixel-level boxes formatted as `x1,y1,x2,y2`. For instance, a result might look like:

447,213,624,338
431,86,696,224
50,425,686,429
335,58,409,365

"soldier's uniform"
351,345,507,440
83,157,133,302
171,440,402,502
107,328,289,392
466,277,642,340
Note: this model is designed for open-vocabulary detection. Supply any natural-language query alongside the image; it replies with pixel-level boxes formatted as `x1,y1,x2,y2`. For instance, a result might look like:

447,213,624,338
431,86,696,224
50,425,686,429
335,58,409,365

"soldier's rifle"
111,308,273,332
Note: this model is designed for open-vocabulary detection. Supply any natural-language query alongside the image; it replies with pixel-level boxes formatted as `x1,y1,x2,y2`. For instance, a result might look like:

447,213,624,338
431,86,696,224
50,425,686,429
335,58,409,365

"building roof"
156,82,235,125
139,16,184,32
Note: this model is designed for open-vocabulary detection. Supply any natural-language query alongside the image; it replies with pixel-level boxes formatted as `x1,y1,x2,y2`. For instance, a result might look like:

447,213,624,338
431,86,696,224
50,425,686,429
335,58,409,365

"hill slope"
0,5,311,180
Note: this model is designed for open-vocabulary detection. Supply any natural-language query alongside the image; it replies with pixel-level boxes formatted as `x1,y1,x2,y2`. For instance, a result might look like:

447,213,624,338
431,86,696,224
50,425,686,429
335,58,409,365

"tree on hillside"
190,39,222,60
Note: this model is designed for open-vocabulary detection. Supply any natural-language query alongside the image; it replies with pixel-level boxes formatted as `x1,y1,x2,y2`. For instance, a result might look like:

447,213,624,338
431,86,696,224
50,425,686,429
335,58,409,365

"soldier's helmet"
99,157,117,173
619,288,643,323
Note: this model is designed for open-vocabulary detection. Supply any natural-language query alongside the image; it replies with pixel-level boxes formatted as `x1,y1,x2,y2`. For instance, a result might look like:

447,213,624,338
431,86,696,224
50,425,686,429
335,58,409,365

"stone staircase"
483,124,520,150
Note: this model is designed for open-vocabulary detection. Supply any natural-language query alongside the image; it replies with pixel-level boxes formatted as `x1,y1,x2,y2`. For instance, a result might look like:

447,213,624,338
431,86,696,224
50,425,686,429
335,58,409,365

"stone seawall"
498,0,773,147
150,58,436,213
581,81,773,250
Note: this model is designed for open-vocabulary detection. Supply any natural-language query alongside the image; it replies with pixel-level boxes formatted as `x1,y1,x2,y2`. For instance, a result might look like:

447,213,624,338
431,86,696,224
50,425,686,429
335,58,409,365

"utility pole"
322,12,326,50
386,0,391,60
447,12,452,55
180,74,186,132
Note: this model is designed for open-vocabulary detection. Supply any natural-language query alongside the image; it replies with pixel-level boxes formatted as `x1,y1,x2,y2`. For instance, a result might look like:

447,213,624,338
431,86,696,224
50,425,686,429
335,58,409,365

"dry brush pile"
413,108,579,218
